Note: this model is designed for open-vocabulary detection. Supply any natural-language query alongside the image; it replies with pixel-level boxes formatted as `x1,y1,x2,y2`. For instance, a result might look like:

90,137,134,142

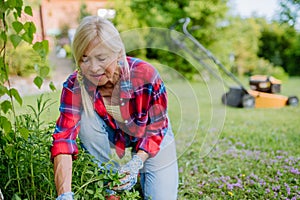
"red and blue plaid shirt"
51,57,168,160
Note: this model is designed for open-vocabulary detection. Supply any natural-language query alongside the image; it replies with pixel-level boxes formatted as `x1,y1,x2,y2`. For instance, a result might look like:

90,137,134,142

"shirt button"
124,120,128,124
121,102,125,106
120,98,123,101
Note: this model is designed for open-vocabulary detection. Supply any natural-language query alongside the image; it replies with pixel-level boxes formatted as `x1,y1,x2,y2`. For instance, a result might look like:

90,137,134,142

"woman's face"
80,38,120,87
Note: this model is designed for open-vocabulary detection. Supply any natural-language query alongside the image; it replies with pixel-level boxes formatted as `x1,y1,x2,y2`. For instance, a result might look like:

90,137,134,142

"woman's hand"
114,151,148,191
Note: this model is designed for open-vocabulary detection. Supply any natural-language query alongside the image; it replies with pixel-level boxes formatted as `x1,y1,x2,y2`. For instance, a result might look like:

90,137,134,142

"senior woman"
51,16,178,200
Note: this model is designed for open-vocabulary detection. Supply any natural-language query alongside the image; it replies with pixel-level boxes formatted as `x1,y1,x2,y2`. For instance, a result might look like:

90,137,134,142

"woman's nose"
89,60,102,73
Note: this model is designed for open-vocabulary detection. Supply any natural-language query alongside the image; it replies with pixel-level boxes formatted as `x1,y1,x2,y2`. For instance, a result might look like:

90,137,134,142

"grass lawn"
16,76,300,199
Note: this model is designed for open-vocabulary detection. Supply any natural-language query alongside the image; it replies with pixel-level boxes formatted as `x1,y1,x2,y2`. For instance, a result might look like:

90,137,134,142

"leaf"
1,100,12,114
12,21,23,34
49,81,56,91
9,88,22,105
34,76,43,89
23,21,36,34
33,40,49,60
24,6,33,16
39,66,50,78
7,0,17,8
0,31,7,42
0,116,12,135
22,22,36,44
0,85,8,97
21,31,33,44
19,127,29,140
87,189,94,194
4,144,13,159
12,193,22,200
10,34,22,48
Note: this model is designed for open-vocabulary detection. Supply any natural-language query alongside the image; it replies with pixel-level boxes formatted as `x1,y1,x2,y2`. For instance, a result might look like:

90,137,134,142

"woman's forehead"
84,38,112,56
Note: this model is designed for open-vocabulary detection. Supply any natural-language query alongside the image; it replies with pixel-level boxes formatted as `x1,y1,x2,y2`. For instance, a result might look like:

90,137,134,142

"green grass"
13,76,300,199
170,77,300,199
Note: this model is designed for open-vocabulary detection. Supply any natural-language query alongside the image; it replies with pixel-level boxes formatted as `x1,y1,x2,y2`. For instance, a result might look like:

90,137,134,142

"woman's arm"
54,154,73,195
136,150,149,162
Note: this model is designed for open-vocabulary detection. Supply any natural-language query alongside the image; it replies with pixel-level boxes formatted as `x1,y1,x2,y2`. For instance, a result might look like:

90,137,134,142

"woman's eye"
97,57,106,62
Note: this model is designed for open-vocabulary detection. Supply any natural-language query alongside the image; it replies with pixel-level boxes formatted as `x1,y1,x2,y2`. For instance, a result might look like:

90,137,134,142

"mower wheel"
287,96,299,106
242,94,255,108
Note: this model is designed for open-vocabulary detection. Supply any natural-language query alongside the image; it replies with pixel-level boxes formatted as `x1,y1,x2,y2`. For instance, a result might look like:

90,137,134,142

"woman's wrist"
136,150,149,162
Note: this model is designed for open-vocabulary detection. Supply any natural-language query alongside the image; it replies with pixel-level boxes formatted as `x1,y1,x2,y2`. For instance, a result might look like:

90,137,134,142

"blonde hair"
72,16,129,116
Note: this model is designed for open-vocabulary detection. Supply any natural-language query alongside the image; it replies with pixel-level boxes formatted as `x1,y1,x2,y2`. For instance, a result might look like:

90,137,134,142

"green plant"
1,94,142,199
6,42,50,77
0,95,57,199
0,0,52,133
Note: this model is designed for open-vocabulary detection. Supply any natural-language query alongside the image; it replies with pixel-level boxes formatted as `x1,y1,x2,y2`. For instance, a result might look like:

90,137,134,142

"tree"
258,20,300,76
111,0,230,80
278,0,300,27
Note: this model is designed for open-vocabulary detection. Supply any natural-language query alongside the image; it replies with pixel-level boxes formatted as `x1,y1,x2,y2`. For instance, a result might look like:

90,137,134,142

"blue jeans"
79,112,178,200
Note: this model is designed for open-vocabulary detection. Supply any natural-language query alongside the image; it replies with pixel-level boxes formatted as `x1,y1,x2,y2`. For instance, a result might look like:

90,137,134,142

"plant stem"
1,11,17,135
15,151,21,194
30,154,36,200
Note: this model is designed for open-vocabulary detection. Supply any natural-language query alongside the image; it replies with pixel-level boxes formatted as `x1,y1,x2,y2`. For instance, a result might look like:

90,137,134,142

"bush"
0,95,141,199
249,58,289,80
6,43,50,77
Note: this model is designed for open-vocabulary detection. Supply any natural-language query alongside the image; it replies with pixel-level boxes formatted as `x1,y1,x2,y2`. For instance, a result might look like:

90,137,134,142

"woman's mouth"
90,73,105,80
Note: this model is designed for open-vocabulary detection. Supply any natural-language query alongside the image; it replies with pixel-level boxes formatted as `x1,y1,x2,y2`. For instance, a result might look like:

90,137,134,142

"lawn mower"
170,17,299,108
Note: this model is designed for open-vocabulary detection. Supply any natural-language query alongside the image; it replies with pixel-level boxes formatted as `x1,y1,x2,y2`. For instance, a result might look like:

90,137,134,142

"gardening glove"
56,192,74,200
115,155,144,191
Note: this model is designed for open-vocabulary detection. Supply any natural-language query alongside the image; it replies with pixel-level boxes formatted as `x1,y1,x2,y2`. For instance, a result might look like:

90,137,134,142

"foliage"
0,95,141,199
78,1,92,23
278,0,300,27
111,0,230,80
111,0,300,78
0,95,56,199
0,0,52,124
6,42,50,77
257,20,300,76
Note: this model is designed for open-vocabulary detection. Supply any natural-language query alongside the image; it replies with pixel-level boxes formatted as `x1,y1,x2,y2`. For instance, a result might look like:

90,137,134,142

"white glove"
115,155,143,191
56,192,74,200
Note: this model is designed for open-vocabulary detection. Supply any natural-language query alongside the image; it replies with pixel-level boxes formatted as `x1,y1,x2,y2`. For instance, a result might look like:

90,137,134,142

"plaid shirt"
51,57,168,159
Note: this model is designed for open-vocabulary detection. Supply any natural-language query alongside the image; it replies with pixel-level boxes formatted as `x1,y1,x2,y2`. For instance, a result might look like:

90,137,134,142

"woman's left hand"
114,155,144,191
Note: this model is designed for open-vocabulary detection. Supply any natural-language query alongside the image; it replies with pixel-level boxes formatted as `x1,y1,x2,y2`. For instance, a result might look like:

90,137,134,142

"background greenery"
110,0,300,79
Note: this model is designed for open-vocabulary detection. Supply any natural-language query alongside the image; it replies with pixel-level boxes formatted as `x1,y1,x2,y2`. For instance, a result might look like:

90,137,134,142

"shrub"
6,43,50,77
0,95,141,199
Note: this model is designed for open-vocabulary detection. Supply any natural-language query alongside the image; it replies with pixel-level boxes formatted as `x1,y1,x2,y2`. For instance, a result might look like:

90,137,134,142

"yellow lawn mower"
171,17,299,108
222,75,298,108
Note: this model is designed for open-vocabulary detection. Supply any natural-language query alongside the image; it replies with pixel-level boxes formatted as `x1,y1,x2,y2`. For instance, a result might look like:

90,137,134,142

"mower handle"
171,17,248,93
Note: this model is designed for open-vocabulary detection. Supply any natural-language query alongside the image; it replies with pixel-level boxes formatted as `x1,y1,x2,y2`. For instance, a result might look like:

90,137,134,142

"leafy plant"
1,94,142,199
0,95,57,199
6,42,50,77
0,0,52,134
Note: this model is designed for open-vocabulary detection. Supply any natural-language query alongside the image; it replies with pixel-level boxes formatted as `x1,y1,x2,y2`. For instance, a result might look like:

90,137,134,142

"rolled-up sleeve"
51,73,82,160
